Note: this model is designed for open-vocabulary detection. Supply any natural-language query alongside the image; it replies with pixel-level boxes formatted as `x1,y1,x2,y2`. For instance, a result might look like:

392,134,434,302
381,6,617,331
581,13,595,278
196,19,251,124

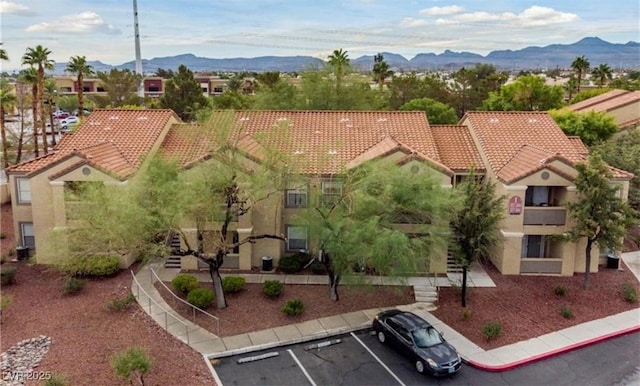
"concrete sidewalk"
132,252,640,372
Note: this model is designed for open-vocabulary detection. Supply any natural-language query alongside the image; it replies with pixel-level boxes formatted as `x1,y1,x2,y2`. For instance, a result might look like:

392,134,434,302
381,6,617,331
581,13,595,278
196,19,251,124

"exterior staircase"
447,255,464,274
412,285,438,311
164,235,183,269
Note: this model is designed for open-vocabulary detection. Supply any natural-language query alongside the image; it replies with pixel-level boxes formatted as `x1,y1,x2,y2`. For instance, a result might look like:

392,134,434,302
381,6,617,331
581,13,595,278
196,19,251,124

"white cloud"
0,1,34,15
419,5,465,16
442,6,577,27
400,17,429,27
25,11,121,35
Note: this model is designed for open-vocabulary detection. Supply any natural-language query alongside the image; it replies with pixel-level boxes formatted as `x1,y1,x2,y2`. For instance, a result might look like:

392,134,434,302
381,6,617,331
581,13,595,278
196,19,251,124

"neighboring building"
5,109,632,276
567,89,640,132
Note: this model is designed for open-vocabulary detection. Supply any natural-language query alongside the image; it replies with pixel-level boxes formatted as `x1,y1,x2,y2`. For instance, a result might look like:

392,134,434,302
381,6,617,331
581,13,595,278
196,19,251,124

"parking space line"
287,349,317,386
351,332,406,386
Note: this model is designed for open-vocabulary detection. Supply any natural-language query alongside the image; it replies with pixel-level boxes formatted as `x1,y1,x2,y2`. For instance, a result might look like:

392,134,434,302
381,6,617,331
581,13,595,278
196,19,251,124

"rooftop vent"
377,118,388,122
340,118,350,123
277,117,289,122
489,118,499,123
328,150,337,155
109,115,119,120
293,150,304,155
314,130,321,134
137,116,148,121
239,117,249,121
528,118,538,123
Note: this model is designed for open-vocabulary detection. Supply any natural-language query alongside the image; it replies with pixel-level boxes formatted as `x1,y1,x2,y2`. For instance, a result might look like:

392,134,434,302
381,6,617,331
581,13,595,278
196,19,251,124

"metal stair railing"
149,268,220,336
130,271,191,344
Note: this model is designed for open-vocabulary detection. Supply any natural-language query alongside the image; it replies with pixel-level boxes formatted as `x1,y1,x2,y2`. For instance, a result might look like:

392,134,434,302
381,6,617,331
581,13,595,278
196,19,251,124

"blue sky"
1,0,638,71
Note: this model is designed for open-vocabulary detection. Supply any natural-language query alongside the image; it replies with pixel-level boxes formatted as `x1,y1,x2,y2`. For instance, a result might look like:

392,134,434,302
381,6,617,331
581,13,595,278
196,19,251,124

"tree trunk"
38,68,49,155
461,266,468,307
327,267,341,302
48,99,56,146
31,85,39,157
0,106,8,169
583,239,593,290
15,110,25,164
207,251,227,309
78,73,85,119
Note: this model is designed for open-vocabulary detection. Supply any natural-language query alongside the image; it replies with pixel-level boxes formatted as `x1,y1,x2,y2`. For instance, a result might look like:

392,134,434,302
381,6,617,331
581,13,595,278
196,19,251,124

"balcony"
520,258,562,274
523,207,566,226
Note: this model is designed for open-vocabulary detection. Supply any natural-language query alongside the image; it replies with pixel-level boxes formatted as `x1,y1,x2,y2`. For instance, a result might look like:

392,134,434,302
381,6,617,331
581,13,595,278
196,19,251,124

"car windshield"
412,327,443,348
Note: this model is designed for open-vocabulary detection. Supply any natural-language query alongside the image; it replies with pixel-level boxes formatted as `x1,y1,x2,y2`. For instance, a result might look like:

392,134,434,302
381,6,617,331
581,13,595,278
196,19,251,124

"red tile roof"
461,111,584,183
7,109,179,178
567,89,639,112
430,125,485,172
160,111,444,175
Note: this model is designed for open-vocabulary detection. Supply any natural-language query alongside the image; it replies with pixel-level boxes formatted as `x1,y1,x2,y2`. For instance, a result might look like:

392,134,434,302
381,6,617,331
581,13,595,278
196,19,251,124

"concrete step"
164,256,182,269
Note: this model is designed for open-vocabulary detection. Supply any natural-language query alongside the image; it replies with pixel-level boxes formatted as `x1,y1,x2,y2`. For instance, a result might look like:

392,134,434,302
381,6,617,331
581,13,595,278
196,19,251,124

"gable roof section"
461,111,584,183
160,111,442,175
497,144,575,184
430,125,485,172
7,109,179,178
567,89,639,113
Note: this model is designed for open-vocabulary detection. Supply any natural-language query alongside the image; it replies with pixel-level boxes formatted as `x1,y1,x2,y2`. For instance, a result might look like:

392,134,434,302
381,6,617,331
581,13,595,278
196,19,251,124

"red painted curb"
464,325,640,372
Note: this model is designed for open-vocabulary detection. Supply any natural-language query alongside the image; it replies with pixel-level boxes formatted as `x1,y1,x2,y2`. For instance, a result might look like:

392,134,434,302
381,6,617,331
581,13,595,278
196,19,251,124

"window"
321,180,342,205
20,222,35,248
213,87,224,93
525,186,550,206
286,226,307,251
16,177,31,204
286,187,308,208
521,235,546,258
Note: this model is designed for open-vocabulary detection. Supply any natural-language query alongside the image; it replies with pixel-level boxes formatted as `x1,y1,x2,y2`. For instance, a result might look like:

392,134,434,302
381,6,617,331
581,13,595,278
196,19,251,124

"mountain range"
52,37,639,75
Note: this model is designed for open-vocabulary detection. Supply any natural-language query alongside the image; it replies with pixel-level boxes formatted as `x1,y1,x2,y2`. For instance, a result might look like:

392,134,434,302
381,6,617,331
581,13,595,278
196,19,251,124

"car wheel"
415,360,425,374
377,331,386,344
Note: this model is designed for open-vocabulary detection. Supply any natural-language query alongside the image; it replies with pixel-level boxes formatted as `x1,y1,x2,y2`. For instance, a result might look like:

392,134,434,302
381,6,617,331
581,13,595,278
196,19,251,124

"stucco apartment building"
5,109,632,276
567,89,640,133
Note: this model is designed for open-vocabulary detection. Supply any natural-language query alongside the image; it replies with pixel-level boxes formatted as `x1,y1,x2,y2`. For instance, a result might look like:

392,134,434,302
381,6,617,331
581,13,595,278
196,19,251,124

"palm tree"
22,45,54,155
372,53,393,90
65,56,94,119
0,48,8,61
0,78,15,169
43,78,59,146
591,63,613,88
18,67,40,157
327,48,350,95
563,76,579,102
571,55,590,93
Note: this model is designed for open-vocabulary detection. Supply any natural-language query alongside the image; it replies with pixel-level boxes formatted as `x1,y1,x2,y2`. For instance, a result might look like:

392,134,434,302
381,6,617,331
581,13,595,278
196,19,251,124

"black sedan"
372,309,462,376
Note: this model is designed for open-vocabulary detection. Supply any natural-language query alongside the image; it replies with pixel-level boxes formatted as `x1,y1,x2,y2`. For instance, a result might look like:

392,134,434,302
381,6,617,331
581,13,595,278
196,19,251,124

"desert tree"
93,69,141,107
0,78,15,168
450,171,505,307
17,67,39,157
591,63,613,88
549,109,618,146
299,160,457,301
564,153,637,290
400,98,458,124
22,45,54,154
372,53,393,90
482,75,564,111
65,55,94,118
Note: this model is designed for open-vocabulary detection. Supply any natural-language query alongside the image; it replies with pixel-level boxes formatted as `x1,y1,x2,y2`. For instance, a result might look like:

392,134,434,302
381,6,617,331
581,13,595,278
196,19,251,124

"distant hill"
51,37,639,75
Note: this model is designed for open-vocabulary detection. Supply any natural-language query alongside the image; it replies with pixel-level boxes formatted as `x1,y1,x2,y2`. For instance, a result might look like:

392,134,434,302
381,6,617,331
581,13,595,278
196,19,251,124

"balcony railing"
520,258,562,274
523,207,566,226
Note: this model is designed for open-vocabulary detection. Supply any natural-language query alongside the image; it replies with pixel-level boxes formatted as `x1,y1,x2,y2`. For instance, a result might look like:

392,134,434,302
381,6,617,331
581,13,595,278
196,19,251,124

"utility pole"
133,0,144,100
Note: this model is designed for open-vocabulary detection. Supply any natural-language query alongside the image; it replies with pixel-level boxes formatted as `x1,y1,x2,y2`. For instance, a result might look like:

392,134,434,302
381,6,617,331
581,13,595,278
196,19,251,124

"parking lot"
212,329,472,386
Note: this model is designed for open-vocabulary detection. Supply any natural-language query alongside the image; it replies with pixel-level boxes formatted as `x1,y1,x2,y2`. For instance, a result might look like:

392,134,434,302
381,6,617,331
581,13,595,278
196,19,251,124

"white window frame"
20,222,35,248
16,177,31,204
286,225,308,251
285,187,308,208
321,180,342,196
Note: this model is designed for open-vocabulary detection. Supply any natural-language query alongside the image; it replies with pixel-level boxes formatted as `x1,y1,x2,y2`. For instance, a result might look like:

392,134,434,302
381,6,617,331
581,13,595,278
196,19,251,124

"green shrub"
111,346,152,386
107,293,137,311
0,231,6,239
282,298,304,316
63,277,86,294
222,276,246,293
310,261,327,275
278,255,303,274
461,309,472,321
62,255,120,277
554,285,567,297
560,306,574,319
482,322,502,340
622,283,638,303
187,288,214,308
44,374,69,386
262,280,284,298
171,274,199,294
0,266,17,285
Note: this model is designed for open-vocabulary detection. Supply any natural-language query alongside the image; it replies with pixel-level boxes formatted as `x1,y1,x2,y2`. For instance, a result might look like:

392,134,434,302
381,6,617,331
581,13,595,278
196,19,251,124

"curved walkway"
132,253,640,371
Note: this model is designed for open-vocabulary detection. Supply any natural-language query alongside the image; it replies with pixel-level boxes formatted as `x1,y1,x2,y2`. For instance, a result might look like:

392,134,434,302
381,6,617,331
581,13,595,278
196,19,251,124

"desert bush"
482,322,502,340
0,266,16,285
461,309,472,321
1,294,13,322
282,298,304,316
111,346,152,386
171,274,199,294
278,255,303,274
187,288,214,308
560,306,574,319
554,285,567,297
63,277,86,294
107,293,137,311
0,255,7,264
61,255,120,277
44,374,69,386
262,280,284,298
222,276,246,293
310,261,327,275
622,283,638,303
0,231,6,239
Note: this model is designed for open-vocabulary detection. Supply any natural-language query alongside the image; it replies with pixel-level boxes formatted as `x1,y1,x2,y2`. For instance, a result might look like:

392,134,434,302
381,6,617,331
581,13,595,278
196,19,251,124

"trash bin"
16,246,29,261
261,256,273,272
606,254,620,269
